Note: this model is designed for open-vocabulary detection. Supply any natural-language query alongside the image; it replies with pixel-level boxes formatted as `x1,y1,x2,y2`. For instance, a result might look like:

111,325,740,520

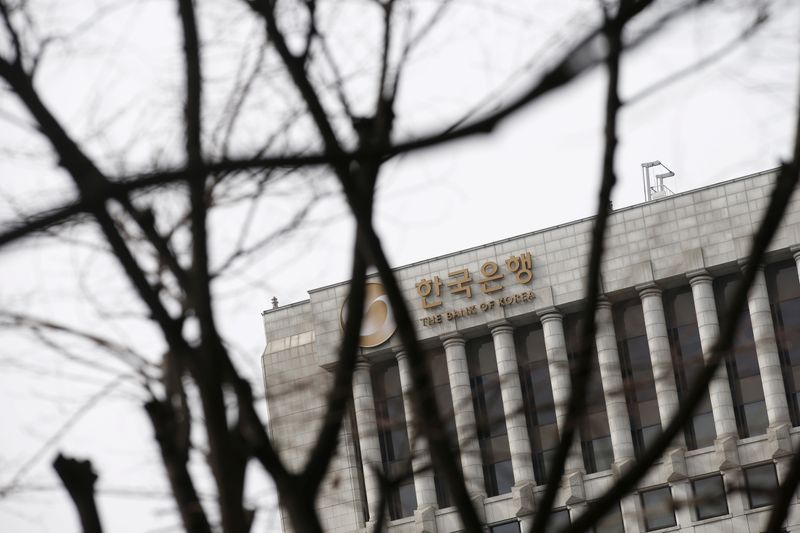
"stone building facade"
261,168,800,532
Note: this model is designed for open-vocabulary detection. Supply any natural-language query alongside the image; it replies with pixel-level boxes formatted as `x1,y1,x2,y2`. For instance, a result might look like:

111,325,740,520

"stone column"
490,322,536,485
619,493,642,533
396,350,438,513
352,357,383,524
793,246,800,286
637,283,684,448
442,335,486,501
745,265,791,427
539,307,585,476
687,270,738,438
594,298,636,466
745,264,792,457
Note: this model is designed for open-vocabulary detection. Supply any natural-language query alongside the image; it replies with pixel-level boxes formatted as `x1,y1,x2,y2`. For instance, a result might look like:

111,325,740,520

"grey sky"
0,1,798,532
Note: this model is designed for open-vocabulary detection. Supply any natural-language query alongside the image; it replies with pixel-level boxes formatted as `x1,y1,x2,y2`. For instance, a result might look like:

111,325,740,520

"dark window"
515,323,559,483
565,314,613,473
715,274,769,438
550,508,570,531
348,401,369,522
692,474,728,520
489,521,521,533
640,486,676,531
614,299,662,457
468,335,514,496
744,463,779,509
590,503,624,533
372,360,416,519
664,286,716,449
765,260,800,427
429,348,460,508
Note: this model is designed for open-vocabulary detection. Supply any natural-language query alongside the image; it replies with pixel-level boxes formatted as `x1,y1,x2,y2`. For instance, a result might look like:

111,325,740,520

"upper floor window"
515,323,559,483
765,260,800,426
428,347,460,508
614,298,661,457
664,286,715,449
565,314,613,473
714,274,769,438
467,335,514,496
372,360,416,520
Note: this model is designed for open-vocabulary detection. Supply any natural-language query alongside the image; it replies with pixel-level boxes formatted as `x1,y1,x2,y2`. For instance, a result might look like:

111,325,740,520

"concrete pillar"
619,493,642,533
637,283,684,448
538,307,585,474
745,265,791,428
490,322,536,484
687,270,738,438
594,297,636,465
442,335,486,500
793,246,800,287
396,350,438,511
352,357,383,524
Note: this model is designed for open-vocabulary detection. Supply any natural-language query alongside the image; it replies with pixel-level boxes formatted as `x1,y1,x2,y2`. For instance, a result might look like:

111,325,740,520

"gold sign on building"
415,252,533,309
415,252,535,327
340,281,397,348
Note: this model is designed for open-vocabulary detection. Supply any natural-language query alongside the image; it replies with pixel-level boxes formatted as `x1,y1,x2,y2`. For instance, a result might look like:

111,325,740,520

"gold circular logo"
340,282,397,348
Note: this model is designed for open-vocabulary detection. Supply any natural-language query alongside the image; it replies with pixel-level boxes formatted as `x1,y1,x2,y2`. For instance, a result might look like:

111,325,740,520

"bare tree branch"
53,454,104,533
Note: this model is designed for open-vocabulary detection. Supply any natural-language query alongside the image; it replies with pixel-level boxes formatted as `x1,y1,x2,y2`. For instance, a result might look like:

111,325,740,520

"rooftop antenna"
641,161,676,201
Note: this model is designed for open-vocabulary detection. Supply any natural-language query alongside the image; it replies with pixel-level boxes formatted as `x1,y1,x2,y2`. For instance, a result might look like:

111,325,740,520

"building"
260,168,800,533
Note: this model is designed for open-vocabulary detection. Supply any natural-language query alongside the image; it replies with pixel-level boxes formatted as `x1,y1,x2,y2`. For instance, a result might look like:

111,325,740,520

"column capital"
636,281,662,298
394,348,408,362
441,333,465,349
488,320,514,336
355,355,371,371
686,268,713,285
537,306,563,323
791,245,800,262
596,295,612,310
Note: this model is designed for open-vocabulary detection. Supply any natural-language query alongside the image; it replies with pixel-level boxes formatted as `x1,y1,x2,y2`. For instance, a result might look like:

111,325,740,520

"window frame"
488,519,521,533
690,474,729,521
613,298,663,458
744,462,779,509
589,501,625,533
467,335,514,496
640,485,677,532
663,286,716,450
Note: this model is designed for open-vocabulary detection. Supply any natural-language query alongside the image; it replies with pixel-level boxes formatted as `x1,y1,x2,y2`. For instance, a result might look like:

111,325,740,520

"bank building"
260,167,800,533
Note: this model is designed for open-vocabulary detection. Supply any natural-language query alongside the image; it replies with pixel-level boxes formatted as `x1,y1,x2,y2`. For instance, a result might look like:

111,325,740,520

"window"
614,298,662,457
664,286,716,449
372,360,417,519
640,486,676,531
565,314,613,473
715,274,769,438
550,508,570,531
692,474,728,520
515,323,559,483
489,521,520,533
765,260,800,427
590,503,624,533
468,335,514,496
428,348,460,508
349,401,369,522
744,463,779,509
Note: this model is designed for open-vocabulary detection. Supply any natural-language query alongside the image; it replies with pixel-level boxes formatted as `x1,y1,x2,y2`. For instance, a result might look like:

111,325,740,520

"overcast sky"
0,1,798,532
